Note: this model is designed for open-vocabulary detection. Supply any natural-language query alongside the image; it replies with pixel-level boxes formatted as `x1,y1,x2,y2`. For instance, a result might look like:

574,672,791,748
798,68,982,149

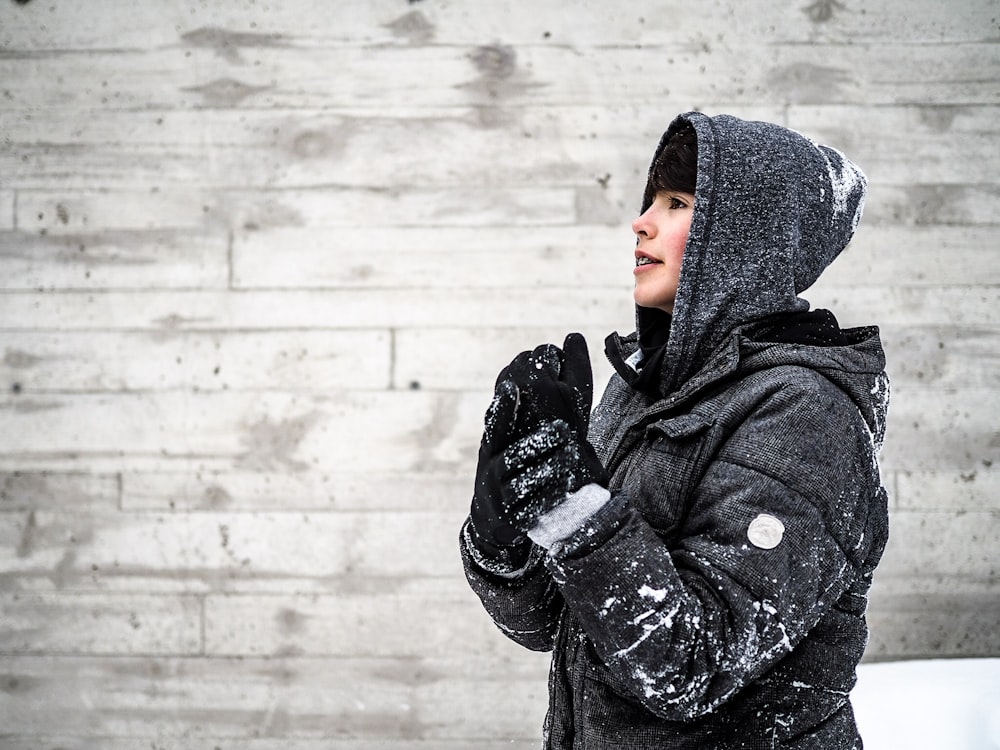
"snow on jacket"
460,112,890,749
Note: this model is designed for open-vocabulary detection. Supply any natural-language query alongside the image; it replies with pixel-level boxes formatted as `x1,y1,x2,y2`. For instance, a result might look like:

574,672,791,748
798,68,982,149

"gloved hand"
468,379,531,556
467,333,599,558
497,333,594,438
497,418,609,533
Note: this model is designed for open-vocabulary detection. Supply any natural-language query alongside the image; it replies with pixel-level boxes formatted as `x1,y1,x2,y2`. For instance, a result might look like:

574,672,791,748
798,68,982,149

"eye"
668,196,688,209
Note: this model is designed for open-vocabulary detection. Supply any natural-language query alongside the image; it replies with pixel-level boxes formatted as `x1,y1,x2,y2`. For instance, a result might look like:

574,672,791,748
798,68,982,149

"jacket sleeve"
459,517,565,651
544,378,884,720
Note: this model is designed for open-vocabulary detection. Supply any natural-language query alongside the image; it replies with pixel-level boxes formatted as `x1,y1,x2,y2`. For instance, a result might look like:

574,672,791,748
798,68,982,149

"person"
458,111,890,749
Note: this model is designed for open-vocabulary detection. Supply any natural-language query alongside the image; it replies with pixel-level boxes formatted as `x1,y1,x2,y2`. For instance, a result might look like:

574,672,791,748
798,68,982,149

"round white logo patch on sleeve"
747,513,785,549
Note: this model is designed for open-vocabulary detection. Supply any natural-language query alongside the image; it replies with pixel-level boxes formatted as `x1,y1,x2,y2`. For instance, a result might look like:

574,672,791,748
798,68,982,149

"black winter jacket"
460,113,890,749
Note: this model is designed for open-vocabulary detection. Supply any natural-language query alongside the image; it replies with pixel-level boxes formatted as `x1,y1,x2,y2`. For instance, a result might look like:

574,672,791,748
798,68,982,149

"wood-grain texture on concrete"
1,0,998,746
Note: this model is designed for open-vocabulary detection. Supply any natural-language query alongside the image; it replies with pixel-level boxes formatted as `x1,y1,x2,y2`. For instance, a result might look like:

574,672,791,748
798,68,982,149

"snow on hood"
639,112,868,394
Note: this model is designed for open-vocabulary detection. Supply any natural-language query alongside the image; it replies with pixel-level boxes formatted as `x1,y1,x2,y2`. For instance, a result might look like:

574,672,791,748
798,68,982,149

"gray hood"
637,112,868,394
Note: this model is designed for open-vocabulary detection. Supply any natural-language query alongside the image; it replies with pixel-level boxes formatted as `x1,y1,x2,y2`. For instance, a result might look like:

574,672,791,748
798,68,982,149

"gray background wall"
0,0,997,747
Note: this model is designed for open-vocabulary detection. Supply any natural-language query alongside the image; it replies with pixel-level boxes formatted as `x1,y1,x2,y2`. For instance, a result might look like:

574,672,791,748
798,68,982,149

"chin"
634,293,674,313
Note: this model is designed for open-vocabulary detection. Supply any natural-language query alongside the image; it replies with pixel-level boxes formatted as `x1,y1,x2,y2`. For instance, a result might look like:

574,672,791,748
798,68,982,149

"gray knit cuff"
527,484,613,550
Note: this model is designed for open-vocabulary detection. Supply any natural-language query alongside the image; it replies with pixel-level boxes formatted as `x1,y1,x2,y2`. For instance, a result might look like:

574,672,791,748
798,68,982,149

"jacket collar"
605,317,885,419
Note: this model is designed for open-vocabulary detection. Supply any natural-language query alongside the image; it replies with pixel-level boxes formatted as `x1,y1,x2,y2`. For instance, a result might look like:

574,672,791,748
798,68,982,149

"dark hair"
644,123,698,205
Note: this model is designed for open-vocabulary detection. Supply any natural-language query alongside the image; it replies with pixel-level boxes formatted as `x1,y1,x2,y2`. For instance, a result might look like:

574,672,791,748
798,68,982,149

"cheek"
666,226,689,262
669,215,693,261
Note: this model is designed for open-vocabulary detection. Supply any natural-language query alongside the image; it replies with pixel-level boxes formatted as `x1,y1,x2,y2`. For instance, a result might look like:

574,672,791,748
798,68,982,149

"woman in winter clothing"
459,112,890,749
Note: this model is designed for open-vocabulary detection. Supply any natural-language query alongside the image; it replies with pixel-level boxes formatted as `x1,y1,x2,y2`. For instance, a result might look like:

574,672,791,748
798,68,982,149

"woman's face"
631,191,694,314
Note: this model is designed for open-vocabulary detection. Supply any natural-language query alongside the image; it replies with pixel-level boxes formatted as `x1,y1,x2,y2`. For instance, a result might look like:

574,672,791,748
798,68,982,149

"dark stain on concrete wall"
384,10,435,44
181,26,289,64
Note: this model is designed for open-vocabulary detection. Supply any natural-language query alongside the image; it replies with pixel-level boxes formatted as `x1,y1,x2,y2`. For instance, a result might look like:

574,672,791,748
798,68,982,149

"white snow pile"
852,658,1000,749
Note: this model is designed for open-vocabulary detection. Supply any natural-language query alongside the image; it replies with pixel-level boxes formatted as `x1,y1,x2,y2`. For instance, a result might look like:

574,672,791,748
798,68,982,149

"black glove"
497,418,609,533
468,379,532,556
499,333,594,438
467,333,598,557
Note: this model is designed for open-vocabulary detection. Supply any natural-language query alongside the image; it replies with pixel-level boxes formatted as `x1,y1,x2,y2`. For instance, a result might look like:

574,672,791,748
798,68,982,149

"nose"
632,206,654,239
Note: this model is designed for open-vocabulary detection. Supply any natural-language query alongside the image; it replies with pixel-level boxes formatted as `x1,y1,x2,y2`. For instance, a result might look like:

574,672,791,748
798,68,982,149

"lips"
635,250,662,268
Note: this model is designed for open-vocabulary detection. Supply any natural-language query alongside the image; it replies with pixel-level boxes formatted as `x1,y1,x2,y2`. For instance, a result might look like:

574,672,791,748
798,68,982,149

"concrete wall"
1,0,997,746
